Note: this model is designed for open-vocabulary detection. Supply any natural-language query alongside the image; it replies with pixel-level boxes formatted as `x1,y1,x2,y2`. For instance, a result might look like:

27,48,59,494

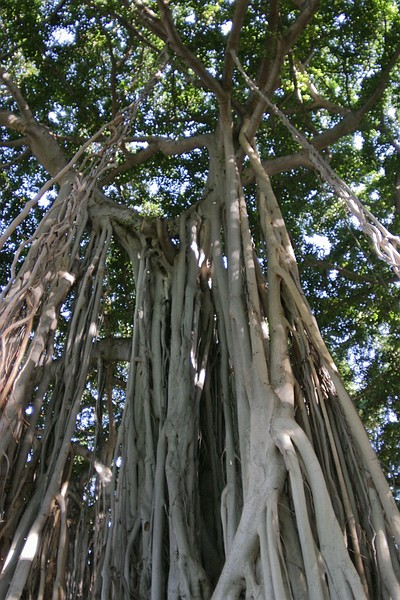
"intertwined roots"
1,77,400,598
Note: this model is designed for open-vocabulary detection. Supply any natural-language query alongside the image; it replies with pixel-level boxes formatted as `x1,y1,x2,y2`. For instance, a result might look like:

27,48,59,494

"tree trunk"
0,108,399,600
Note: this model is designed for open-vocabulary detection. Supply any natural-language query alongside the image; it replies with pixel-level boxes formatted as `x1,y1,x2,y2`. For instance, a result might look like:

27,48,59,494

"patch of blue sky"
304,233,332,257
38,190,56,209
51,27,75,46
185,12,196,24
347,346,376,387
353,132,363,150
221,21,232,35
335,13,346,25
48,105,68,124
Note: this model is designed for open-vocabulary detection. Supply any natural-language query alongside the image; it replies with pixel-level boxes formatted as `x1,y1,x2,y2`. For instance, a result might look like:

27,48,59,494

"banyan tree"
0,0,400,598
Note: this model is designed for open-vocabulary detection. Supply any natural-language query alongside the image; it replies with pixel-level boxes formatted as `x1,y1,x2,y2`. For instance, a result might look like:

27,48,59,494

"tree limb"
247,0,320,136
0,110,25,132
0,137,27,148
133,0,226,100
300,256,397,284
101,133,212,184
255,0,281,93
0,71,68,176
0,147,30,170
132,0,167,40
0,68,34,123
239,39,400,180
222,0,250,89
294,59,351,115
312,40,400,150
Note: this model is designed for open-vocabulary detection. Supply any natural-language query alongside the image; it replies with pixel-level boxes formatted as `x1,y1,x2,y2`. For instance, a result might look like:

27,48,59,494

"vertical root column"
0,219,112,600
164,213,212,599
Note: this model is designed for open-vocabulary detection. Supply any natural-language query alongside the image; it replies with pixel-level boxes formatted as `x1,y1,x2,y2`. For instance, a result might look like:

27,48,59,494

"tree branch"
132,0,167,40
0,137,27,148
0,70,68,176
300,256,397,284
248,0,320,132
101,133,212,184
133,0,226,100
0,147,31,170
242,150,313,182
0,110,25,132
293,59,351,115
312,40,400,151
255,0,281,92
0,68,34,123
222,0,250,89
113,12,163,52
238,38,400,180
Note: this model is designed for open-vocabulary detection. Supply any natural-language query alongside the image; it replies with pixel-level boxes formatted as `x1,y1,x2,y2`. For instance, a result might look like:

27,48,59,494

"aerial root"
272,416,400,600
